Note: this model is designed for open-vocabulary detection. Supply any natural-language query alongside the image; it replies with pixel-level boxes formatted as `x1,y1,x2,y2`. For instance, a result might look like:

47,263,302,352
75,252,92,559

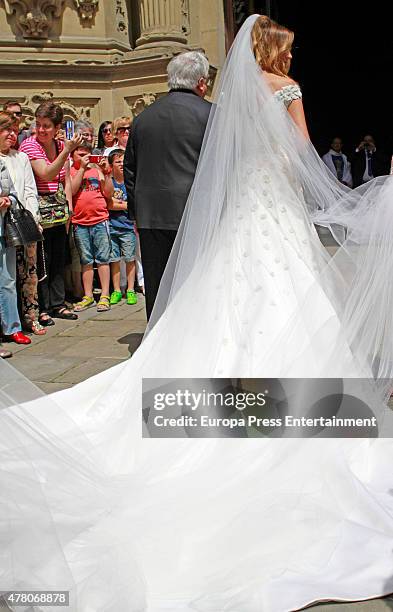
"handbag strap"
8,193,26,210
53,139,64,190
37,240,47,282
36,139,65,196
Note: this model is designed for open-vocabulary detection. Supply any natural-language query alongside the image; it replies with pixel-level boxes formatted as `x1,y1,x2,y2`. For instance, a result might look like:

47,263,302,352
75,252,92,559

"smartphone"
65,120,75,140
89,155,103,163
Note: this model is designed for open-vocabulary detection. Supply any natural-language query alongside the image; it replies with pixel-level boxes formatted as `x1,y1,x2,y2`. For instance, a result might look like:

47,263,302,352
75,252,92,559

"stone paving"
8,296,146,394
5,294,393,611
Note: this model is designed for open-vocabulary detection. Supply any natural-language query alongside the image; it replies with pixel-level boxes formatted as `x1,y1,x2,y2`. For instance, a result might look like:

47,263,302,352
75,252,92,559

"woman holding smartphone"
19,102,83,325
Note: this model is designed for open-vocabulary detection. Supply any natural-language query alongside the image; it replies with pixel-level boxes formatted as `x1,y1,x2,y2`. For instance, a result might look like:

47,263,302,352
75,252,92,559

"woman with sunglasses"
93,121,115,154
0,111,46,337
103,116,132,156
2,100,30,147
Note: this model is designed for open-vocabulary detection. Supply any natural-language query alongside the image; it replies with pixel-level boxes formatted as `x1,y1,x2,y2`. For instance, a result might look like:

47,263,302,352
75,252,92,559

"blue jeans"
0,239,21,335
73,221,111,266
109,227,136,263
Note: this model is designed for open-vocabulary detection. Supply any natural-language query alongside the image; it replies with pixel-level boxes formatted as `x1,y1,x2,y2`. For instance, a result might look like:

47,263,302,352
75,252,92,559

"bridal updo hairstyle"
251,15,294,77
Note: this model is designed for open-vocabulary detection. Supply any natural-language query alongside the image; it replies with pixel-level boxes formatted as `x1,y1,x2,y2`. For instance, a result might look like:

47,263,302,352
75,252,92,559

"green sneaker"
110,290,123,305
126,290,138,305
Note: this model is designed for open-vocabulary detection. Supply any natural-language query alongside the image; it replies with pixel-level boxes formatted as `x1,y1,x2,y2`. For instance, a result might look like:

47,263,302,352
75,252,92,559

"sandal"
25,320,47,336
38,313,55,327
97,295,111,312
74,295,95,312
50,306,78,320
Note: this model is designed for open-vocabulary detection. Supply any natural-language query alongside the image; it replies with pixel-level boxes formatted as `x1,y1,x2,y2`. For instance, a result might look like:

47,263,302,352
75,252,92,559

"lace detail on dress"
274,84,302,108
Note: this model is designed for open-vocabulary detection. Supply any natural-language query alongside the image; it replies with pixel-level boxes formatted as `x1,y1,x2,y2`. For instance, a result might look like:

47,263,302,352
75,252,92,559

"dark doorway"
224,1,392,157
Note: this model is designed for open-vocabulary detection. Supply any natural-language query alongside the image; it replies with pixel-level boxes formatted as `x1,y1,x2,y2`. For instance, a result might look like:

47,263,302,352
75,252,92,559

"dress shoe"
4,332,32,345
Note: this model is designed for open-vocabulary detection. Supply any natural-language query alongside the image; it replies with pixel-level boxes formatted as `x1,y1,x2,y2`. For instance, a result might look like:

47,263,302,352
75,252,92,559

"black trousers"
138,228,177,320
37,224,67,313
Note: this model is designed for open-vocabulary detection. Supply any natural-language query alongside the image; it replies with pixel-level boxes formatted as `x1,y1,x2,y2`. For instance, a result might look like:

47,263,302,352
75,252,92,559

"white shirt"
0,149,39,220
362,150,374,183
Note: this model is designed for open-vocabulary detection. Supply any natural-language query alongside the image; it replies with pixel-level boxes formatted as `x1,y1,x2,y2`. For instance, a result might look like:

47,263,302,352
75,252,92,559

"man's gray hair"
75,119,95,134
167,51,209,91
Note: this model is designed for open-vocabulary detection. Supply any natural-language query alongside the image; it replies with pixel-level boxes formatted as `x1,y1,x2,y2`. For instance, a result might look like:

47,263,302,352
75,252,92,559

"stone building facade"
0,0,227,128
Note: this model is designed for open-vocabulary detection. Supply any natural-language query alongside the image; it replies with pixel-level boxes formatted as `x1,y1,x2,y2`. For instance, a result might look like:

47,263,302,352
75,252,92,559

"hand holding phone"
65,120,75,140
89,155,103,164
64,133,84,154
98,156,111,174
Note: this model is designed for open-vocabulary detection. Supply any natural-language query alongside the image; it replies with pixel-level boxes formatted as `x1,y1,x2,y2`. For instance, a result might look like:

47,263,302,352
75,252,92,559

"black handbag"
4,195,43,247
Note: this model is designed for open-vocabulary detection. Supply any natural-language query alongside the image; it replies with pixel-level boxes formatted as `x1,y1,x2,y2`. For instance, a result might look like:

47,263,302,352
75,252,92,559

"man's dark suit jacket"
124,89,212,230
351,150,390,188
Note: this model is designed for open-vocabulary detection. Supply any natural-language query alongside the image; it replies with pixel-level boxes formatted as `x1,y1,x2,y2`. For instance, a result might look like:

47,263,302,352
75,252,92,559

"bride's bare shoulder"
263,73,298,93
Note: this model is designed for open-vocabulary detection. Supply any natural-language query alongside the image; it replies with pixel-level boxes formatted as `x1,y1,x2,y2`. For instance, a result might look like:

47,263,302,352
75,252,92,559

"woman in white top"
0,111,45,335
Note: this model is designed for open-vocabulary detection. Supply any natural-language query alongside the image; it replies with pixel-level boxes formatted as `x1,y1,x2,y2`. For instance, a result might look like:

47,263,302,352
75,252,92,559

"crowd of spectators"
0,100,143,358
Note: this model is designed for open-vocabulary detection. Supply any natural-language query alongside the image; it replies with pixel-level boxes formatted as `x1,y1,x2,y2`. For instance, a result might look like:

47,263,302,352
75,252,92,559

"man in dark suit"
124,51,212,320
351,134,390,188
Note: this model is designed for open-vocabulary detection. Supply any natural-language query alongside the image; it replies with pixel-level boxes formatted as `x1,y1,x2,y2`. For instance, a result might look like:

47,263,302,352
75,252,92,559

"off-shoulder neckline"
273,83,301,95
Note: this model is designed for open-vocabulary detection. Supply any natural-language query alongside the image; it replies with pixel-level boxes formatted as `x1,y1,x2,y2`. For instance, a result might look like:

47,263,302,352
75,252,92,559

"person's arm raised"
30,134,84,182
71,154,90,196
98,166,114,199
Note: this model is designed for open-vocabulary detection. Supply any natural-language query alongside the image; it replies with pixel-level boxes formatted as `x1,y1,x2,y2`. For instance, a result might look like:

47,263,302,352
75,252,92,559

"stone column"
135,0,189,47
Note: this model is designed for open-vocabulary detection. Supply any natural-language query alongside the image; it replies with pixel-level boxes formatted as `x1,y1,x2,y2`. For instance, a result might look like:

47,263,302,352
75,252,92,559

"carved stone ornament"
19,91,97,124
126,93,159,117
74,0,99,21
115,0,127,34
4,0,66,38
181,0,190,35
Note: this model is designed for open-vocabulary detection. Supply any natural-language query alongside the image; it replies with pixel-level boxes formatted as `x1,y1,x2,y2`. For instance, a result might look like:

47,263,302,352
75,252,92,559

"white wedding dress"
2,14,393,612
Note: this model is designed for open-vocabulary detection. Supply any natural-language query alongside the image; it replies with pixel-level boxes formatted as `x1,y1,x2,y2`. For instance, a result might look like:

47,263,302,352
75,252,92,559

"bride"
1,13,393,612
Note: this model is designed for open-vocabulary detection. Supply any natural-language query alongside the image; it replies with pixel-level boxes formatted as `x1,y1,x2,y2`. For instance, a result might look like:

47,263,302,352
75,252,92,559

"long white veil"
147,14,393,396
1,13,393,612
